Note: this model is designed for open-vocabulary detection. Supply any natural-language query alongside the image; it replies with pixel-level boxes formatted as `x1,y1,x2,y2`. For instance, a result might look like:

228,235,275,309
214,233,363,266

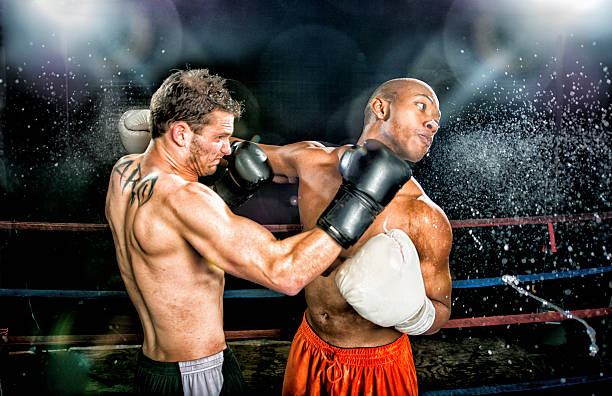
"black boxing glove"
317,140,413,248
211,141,273,209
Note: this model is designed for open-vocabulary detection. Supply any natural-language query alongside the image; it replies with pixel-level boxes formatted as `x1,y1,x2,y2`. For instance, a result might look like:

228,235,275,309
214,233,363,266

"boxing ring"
1,211,610,394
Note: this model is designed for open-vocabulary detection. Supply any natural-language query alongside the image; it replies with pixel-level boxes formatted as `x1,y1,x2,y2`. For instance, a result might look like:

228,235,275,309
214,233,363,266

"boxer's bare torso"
265,142,453,347
106,125,344,363
105,154,227,362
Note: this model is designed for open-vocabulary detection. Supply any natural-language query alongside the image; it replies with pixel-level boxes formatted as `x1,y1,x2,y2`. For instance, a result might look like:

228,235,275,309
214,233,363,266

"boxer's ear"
371,97,390,121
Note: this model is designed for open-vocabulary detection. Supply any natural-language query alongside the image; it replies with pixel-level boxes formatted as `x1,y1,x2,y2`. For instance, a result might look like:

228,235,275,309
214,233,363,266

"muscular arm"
246,140,328,183
176,183,342,296
414,207,453,334
257,140,455,330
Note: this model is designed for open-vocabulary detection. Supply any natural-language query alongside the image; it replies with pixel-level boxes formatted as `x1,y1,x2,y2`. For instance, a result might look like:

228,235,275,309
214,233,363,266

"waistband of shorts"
137,350,180,376
178,350,224,374
138,349,224,375
297,312,410,366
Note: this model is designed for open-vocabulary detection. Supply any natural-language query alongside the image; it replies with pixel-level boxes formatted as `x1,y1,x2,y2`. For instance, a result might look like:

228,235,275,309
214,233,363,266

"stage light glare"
526,0,611,37
31,0,105,32
533,0,603,14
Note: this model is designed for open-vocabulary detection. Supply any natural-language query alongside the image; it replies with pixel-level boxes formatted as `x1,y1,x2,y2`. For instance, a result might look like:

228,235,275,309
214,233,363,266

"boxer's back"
295,147,447,347
105,154,226,362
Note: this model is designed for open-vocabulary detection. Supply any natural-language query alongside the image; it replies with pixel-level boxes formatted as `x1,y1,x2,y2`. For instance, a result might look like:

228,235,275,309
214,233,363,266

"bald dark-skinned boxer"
256,78,453,395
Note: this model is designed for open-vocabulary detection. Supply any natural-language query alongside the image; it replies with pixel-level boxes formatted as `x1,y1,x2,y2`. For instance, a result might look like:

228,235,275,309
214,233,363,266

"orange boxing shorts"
282,314,418,396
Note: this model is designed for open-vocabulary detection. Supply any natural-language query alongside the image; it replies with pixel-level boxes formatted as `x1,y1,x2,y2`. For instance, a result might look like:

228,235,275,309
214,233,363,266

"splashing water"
501,275,599,356
428,59,611,220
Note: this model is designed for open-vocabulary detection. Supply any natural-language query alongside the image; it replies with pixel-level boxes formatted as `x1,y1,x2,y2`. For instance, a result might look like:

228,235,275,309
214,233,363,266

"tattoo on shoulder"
113,159,158,207
130,174,158,207
113,159,134,182
113,159,140,192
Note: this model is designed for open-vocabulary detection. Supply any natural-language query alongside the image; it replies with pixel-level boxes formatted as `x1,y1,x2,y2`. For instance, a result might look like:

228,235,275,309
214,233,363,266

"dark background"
0,0,610,391
0,0,611,221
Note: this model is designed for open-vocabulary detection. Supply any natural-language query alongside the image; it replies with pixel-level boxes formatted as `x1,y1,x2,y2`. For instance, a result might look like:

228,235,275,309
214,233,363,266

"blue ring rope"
452,265,612,289
422,374,612,395
1,265,610,299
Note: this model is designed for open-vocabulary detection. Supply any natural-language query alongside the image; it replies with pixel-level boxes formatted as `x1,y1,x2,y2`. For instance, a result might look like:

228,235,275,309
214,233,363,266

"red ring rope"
0,211,609,232
442,308,612,328
3,308,610,347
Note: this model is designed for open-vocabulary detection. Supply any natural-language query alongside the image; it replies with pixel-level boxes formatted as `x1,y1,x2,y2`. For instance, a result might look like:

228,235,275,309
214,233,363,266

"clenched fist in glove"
118,109,152,153
213,141,273,209
335,229,436,335
317,140,412,249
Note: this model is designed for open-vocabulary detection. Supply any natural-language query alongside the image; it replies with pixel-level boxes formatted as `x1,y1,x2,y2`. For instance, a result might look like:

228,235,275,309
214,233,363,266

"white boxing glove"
118,109,152,154
335,229,435,335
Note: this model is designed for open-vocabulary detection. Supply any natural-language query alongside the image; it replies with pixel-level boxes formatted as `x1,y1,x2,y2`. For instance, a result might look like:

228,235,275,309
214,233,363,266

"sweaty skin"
106,110,342,362
258,79,453,347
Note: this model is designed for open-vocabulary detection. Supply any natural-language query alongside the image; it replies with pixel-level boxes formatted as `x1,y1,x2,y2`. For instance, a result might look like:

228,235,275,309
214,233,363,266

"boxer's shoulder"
118,152,142,162
401,178,446,215
170,178,222,209
110,153,142,178
287,142,342,175
295,141,341,159
388,179,452,240
409,198,452,257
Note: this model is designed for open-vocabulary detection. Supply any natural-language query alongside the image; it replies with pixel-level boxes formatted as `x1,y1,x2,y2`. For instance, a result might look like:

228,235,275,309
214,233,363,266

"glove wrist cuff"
317,184,380,248
394,298,435,335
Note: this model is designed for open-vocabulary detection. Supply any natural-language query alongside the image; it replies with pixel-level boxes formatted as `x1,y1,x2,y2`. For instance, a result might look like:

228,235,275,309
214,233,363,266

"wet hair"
149,69,243,138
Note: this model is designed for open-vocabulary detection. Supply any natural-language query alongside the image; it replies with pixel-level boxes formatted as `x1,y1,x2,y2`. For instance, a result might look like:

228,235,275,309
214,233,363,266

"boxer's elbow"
281,284,303,297
270,278,303,296
424,304,451,335
265,259,306,296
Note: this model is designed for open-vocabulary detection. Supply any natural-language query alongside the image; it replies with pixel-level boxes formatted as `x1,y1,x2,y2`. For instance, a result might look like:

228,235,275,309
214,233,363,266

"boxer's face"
189,110,234,176
387,85,440,163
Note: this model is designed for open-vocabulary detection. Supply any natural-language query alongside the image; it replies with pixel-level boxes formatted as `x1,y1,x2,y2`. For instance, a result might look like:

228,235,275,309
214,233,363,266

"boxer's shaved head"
363,78,440,126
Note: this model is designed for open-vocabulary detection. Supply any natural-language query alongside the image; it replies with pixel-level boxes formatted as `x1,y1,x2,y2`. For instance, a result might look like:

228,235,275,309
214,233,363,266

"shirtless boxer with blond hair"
108,69,412,395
